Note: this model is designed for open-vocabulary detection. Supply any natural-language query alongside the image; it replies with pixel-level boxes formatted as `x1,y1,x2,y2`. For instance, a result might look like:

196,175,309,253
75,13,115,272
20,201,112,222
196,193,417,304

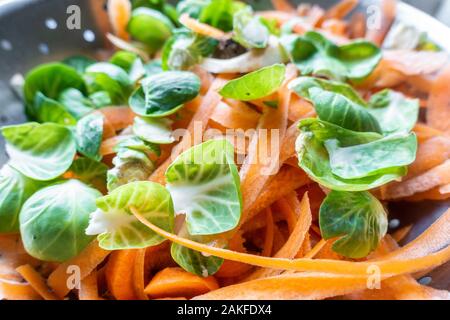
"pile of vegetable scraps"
1,0,450,300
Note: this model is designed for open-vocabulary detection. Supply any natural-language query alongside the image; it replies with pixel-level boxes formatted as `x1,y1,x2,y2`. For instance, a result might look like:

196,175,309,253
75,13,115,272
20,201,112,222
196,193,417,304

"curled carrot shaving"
100,106,136,132
48,241,110,298
107,0,131,40
271,0,296,13
105,249,138,300
0,279,42,300
427,65,450,133
392,225,413,243
262,208,275,257
100,135,131,156
179,14,227,40
407,135,450,178
131,207,450,277
79,270,102,300
144,267,219,299
133,249,149,300
16,264,58,300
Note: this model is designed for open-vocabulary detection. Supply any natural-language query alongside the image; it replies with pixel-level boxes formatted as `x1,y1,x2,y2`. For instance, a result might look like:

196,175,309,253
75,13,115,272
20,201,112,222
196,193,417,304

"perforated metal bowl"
0,0,448,290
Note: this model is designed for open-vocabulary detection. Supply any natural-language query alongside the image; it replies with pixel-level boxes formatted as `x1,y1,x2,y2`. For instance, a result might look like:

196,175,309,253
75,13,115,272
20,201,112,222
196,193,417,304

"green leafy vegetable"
23,63,86,117
219,64,285,101
295,131,407,191
233,6,269,49
86,181,174,250
171,243,223,277
86,62,132,88
162,28,218,70
367,90,420,135
74,112,104,161
33,92,77,125
20,180,101,261
127,7,174,51
144,59,164,76
69,157,108,192
133,116,175,144
325,133,417,180
129,71,200,117
307,87,382,133
319,190,388,259
110,51,146,82
199,0,245,32
280,31,382,82
0,165,43,233
2,123,76,181
176,0,210,18
58,88,110,120
63,55,96,74
165,139,242,235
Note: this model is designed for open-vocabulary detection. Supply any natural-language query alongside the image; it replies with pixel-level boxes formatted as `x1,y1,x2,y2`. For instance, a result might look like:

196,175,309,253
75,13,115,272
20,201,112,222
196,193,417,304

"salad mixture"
0,0,450,300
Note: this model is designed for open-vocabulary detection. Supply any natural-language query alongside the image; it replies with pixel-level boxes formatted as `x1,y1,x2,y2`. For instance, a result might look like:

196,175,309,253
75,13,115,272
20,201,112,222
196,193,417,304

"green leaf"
299,118,382,147
86,62,133,88
110,51,146,82
171,243,223,277
219,64,285,101
23,63,86,118
133,116,175,144
144,59,164,76
86,181,174,250
319,190,388,259
127,7,174,51
162,28,218,71
295,131,407,191
280,31,382,82
58,88,99,120
199,0,245,32
83,72,127,105
289,76,367,107
367,90,420,135
325,133,418,180
0,165,44,233
166,139,242,235
75,113,104,161
69,157,108,192
20,180,101,261
33,92,77,125
129,71,200,117
63,55,96,74
233,6,269,49
176,0,210,19
2,123,76,181
307,87,382,133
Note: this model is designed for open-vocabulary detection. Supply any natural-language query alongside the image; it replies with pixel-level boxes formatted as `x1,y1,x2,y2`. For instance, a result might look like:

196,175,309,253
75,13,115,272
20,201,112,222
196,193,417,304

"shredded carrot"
0,279,42,300
48,241,110,298
348,12,366,38
262,208,275,257
402,186,450,202
107,0,131,40
210,100,260,130
16,264,58,300
304,239,328,259
79,270,101,300
275,197,297,234
392,225,413,243
133,248,149,300
144,267,219,299
407,136,450,178
131,207,450,277
215,232,253,278
100,135,131,156
427,65,450,132
318,0,358,27
385,160,450,199
105,249,138,300
100,106,136,132
179,14,226,40
271,0,296,13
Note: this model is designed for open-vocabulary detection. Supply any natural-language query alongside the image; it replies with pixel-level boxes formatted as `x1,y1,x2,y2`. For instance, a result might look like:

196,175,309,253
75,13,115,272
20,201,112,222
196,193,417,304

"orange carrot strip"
413,123,445,143
383,50,448,76
210,100,260,130
100,106,135,132
100,135,131,156
0,279,42,300
215,232,253,278
262,208,275,257
427,65,450,132
385,160,450,199
407,136,450,178
133,248,149,300
392,225,413,243
149,78,225,185
79,270,101,300
271,0,296,12
131,207,450,277
179,14,226,40
144,267,219,299
48,241,110,298
16,264,58,300
304,239,328,259
365,0,397,46
276,197,297,234
402,187,450,202
348,12,366,38
105,249,138,300
323,0,358,20
246,193,312,280
107,0,131,40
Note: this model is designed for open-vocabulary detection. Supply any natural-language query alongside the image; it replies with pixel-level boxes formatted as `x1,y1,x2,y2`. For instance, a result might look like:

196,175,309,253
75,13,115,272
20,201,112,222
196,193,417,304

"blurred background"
404,0,450,26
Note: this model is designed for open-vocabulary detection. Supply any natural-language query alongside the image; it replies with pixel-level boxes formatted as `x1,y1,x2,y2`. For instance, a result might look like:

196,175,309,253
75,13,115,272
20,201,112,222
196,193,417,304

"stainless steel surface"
0,0,449,290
